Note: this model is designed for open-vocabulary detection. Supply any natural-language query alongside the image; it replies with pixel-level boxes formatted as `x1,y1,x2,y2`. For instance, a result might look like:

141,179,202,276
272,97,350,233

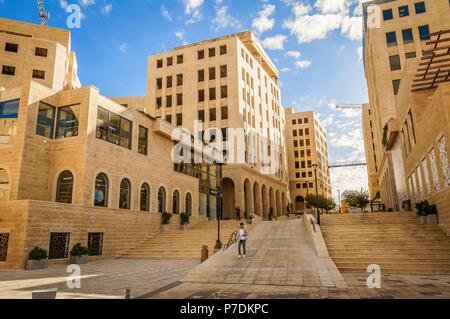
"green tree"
342,189,370,213
305,194,336,213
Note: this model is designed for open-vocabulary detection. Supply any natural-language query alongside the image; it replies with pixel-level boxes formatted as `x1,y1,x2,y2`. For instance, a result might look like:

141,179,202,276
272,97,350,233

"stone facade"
362,0,450,210
285,108,332,211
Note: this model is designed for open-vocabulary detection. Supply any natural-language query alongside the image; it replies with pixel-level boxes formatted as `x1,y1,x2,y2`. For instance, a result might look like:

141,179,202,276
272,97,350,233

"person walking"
237,222,248,258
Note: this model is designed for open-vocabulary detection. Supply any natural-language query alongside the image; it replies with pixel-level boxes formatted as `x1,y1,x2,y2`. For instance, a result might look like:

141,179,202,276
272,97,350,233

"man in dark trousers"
238,222,248,258
235,206,241,221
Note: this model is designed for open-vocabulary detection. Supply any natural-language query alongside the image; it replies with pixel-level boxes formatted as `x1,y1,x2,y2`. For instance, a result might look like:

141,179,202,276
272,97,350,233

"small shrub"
28,247,48,261
180,212,190,225
161,212,173,225
70,243,88,257
415,200,433,216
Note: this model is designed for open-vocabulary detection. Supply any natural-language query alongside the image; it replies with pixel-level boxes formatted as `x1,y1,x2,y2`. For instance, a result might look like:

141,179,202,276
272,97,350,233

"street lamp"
312,163,320,225
214,162,223,251
338,190,342,214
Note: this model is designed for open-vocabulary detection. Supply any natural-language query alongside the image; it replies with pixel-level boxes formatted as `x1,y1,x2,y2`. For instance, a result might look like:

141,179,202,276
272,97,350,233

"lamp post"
214,162,223,250
338,190,342,213
312,163,320,225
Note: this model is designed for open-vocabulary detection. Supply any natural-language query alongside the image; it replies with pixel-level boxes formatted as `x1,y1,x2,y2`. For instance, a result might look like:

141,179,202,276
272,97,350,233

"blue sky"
0,0,370,200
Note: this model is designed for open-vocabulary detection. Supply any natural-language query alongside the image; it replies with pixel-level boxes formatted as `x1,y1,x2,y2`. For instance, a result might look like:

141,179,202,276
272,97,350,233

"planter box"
69,255,88,265
427,215,438,224
419,216,427,224
26,259,48,270
160,224,170,231
180,224,190,230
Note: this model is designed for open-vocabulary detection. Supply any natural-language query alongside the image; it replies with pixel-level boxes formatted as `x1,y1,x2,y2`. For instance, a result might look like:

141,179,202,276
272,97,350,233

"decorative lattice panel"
0,233,9,262
49,233,70,259
88,233,103,256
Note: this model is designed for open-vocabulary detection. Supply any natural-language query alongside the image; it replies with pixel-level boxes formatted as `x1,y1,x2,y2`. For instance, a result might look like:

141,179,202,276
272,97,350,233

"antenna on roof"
36,0,50,26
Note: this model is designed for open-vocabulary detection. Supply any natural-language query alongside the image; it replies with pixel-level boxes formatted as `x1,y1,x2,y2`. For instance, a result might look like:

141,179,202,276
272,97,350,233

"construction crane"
335,104,363,110
36,0,50,26
329,162,367,169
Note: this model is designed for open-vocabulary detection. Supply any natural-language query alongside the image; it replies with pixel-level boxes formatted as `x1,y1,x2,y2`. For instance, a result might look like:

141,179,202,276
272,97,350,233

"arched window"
185,193,192,215
94,173,108,207
0,168,9,202
119,179,131,209
158,187,166,213
56,170,74,204
140,183,150,212
172,190,180,214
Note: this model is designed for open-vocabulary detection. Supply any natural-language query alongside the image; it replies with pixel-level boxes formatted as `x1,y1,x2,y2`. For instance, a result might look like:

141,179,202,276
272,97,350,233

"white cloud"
79,0,95,6
286,50,301,59
252,4,276,34
357,46,363,62
100,3,112,15
184,0,204,24
295,60,312,69
281,67,292,72
315,0,349,15
341,16,363,40
260,34,287,50
161,5,173,22
119,43,128,54
213,6,240,30
283,12,342,43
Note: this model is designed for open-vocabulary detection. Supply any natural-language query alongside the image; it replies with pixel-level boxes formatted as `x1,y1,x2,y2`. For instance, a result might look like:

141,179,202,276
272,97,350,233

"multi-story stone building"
362,0,450,210
0,19,293,269
285,108,332,211
144,31,290,219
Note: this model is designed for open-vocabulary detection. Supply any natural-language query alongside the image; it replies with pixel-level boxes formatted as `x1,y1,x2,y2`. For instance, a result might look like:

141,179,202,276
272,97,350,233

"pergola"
412,29,450,92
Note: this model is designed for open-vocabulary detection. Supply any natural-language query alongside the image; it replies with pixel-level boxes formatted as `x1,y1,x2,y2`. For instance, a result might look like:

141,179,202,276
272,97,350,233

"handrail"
223,227,239,251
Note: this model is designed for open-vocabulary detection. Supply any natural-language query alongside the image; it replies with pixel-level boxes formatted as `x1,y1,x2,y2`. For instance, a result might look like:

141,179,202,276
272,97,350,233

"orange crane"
36,0,50,26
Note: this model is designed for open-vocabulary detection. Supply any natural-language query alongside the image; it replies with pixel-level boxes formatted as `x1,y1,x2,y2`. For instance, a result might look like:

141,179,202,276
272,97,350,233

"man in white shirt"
237,222,248,258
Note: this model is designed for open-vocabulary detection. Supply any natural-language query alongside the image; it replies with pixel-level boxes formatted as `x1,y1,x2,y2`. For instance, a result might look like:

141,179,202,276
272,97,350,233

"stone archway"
282,192,288,214
269,187,275,217
222,178,235,219
276,190,281,217
253,182,261,216
244,179,253,218
295,196,305,211
262,185,269,219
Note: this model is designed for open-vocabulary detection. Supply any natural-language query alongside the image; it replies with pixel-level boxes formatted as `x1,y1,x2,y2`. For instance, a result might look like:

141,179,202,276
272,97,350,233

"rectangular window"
209,108,216,122
415,2,426,14
198,90,205,102
156,78,162,90
209,67,216,80
138,126,148,155
198,50,205,60
405,52,417,59
166,95,172,108
209,47,216,57
88,233,103,256
49,233,70,260
2,65,15,76
402,29,414,43
386,31,397,46
176,113,183,126
36,102,55,138
198,69,205,82
220,85,228,99
33,69,46,80
389,55,401,71
419,25,430,41
383,9,393,20
0,233,9,262
0,99,20,119
209,87,216,100
177,55,183,64
398,5,409,17
166,76,172,88
220,45,227,55
35,47,48,57
156,97,162,109
221,106,228,120
198,110,205,122
167,57,173,66
165,114,172,124
5,42,18,53
157,59,163,68
96,106,132,149
176,74,183,86
176,93,183,106
393,79,401,95
56,105,80,139
220,65,227,78
305,128,310,135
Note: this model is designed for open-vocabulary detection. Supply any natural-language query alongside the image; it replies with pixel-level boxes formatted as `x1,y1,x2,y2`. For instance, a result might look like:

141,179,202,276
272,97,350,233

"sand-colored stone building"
285,108,332,211
362,0,450,210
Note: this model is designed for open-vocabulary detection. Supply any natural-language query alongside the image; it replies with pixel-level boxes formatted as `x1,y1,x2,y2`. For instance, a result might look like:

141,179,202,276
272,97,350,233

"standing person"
238,222,248,258
235,206,241,221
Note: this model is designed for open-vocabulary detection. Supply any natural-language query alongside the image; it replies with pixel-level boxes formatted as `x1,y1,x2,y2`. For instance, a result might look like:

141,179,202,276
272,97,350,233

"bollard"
124,288,131,299
201,245,209,263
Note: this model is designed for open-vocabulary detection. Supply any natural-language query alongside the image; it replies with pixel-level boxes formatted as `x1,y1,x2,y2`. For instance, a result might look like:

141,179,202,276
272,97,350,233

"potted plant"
427,204,438,224
69,243,88,265
180,212,190,230
26,247,49,270
415,201,431,224
161,211,172,231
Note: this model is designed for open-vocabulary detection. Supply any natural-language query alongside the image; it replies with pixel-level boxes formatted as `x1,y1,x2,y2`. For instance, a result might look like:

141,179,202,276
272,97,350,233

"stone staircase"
321,212,450,274
118,219,247,260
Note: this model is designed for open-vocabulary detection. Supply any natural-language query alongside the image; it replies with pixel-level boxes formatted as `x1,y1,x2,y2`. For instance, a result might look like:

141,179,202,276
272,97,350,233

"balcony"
0,118,16,146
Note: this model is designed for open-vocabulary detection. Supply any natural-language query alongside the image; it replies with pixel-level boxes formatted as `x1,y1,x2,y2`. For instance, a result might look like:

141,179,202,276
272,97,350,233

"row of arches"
56,170,192,214
222,177,289,219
